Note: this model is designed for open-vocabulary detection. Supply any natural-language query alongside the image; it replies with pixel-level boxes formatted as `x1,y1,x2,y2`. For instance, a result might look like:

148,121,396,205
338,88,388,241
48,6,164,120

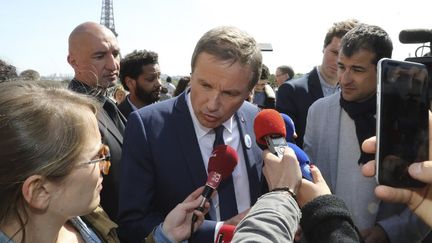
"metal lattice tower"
100,0,118,36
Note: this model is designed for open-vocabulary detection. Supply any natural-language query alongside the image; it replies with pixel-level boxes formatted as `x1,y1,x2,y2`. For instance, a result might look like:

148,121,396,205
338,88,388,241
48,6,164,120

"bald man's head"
67,22,120,89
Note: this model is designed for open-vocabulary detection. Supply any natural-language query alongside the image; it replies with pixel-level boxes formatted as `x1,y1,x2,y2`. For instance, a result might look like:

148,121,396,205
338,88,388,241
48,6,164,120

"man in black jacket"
67,21,125,222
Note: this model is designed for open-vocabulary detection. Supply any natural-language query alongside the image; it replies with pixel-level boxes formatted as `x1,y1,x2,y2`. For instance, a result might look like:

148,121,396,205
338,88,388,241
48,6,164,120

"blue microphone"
287,142,312,181
280,113,296,142
280,113,312,181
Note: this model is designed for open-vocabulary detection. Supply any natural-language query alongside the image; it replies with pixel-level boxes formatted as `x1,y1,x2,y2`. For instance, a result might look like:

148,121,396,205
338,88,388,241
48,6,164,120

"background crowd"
1,19,432,243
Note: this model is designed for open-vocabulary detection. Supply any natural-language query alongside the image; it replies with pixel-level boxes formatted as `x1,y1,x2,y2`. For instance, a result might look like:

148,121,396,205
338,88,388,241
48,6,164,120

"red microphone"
215,224,235,243
254,109,287,157
192,144,238,222
254,109,313,180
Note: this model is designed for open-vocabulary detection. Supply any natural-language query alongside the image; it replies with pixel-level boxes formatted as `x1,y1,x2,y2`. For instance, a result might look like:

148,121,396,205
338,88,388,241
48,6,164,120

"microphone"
399,29,432,44
254,109,287,157
192,145,238,222
254,109,312,181
285,142,313,181
280,113,312,181
280,113,296,141
215,224,235,243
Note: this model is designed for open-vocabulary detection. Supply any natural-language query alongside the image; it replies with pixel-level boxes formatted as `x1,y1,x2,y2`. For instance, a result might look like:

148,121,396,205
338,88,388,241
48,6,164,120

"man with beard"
118,49,162,118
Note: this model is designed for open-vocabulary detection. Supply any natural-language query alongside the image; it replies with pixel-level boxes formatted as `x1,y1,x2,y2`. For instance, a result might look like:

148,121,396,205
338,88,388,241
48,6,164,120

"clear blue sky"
1,0,430,78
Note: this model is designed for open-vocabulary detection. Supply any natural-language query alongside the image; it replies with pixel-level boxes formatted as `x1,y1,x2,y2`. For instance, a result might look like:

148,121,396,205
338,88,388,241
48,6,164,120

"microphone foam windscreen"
215,224,235,243
254,109,286,145
399,29,432,44
208,145,238,180
281,113,295,140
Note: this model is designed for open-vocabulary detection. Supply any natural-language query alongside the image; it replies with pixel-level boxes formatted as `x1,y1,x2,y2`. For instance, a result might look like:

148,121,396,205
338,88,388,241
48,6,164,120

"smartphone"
376,58,429,187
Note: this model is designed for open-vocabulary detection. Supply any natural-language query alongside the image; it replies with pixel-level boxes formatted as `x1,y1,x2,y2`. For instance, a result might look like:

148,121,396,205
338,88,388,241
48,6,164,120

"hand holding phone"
376,58,429,187
361,136,432,228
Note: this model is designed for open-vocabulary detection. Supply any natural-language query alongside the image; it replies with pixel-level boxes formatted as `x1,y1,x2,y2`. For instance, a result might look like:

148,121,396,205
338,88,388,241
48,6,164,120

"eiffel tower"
100,0,118,36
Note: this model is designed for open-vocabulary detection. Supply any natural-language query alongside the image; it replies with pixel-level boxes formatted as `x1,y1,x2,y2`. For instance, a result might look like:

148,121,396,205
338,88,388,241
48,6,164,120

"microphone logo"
207,171,222,189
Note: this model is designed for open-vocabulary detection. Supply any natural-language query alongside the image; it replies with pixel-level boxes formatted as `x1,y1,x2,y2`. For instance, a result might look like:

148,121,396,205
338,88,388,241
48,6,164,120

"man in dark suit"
67,21,125,222
118,50,162,118
276,19,358,147
118,26,264,243
275,65,294,88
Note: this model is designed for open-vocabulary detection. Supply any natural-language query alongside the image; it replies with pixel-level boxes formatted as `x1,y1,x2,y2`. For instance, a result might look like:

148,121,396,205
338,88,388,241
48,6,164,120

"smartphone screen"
376,58,429,187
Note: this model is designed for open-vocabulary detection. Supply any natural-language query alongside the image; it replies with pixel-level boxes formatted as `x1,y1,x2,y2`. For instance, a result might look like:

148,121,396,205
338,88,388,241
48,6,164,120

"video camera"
399,29,432,73
399,29,432,98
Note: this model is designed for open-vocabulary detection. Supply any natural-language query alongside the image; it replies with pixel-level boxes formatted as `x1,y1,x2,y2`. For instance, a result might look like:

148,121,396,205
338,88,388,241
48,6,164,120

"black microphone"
192,145,238,223
399,29,432,44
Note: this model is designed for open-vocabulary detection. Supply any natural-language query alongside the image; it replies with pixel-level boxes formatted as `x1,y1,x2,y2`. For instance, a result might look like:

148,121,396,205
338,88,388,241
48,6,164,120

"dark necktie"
213,125,238,220
103,98,125,135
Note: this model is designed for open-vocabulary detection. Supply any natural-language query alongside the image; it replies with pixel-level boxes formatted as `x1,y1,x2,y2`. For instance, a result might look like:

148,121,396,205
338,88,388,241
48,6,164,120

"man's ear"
125,76,136,91
21,175,51,210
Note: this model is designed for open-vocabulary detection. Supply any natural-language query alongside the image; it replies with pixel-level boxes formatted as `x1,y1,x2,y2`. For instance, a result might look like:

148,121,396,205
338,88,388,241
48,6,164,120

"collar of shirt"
185,89,251,220
186,90,233,140
70,78,108,102
316,66,340,96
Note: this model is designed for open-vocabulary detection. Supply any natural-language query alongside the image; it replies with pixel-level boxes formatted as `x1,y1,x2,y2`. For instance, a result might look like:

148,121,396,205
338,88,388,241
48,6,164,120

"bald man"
67,22,125,222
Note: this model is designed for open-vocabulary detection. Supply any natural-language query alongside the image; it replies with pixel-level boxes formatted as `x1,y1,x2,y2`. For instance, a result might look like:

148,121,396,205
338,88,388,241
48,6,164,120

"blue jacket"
118,90,264,243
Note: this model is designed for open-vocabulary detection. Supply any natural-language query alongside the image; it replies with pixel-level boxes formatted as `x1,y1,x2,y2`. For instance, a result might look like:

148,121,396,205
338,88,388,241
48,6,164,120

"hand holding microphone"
254,109,312,181
186,145,238,242
162,187,210,242
262,146,303,193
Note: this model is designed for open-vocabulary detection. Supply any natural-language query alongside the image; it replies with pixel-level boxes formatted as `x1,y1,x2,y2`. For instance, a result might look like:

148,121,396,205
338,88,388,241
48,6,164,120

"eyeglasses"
81,144,111,175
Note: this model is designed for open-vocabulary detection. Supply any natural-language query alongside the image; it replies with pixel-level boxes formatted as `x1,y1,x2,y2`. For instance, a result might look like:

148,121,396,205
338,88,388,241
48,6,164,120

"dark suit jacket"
276,67,323,147
68,79,125,222
117,95,134,119
118,91,264,243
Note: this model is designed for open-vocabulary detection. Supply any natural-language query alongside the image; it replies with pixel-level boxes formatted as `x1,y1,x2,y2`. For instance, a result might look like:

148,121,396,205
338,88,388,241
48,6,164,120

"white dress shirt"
186,92,251,221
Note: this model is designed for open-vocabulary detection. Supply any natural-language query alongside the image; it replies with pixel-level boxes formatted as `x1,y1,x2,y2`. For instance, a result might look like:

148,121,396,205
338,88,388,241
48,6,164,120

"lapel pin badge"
244,134,252,149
